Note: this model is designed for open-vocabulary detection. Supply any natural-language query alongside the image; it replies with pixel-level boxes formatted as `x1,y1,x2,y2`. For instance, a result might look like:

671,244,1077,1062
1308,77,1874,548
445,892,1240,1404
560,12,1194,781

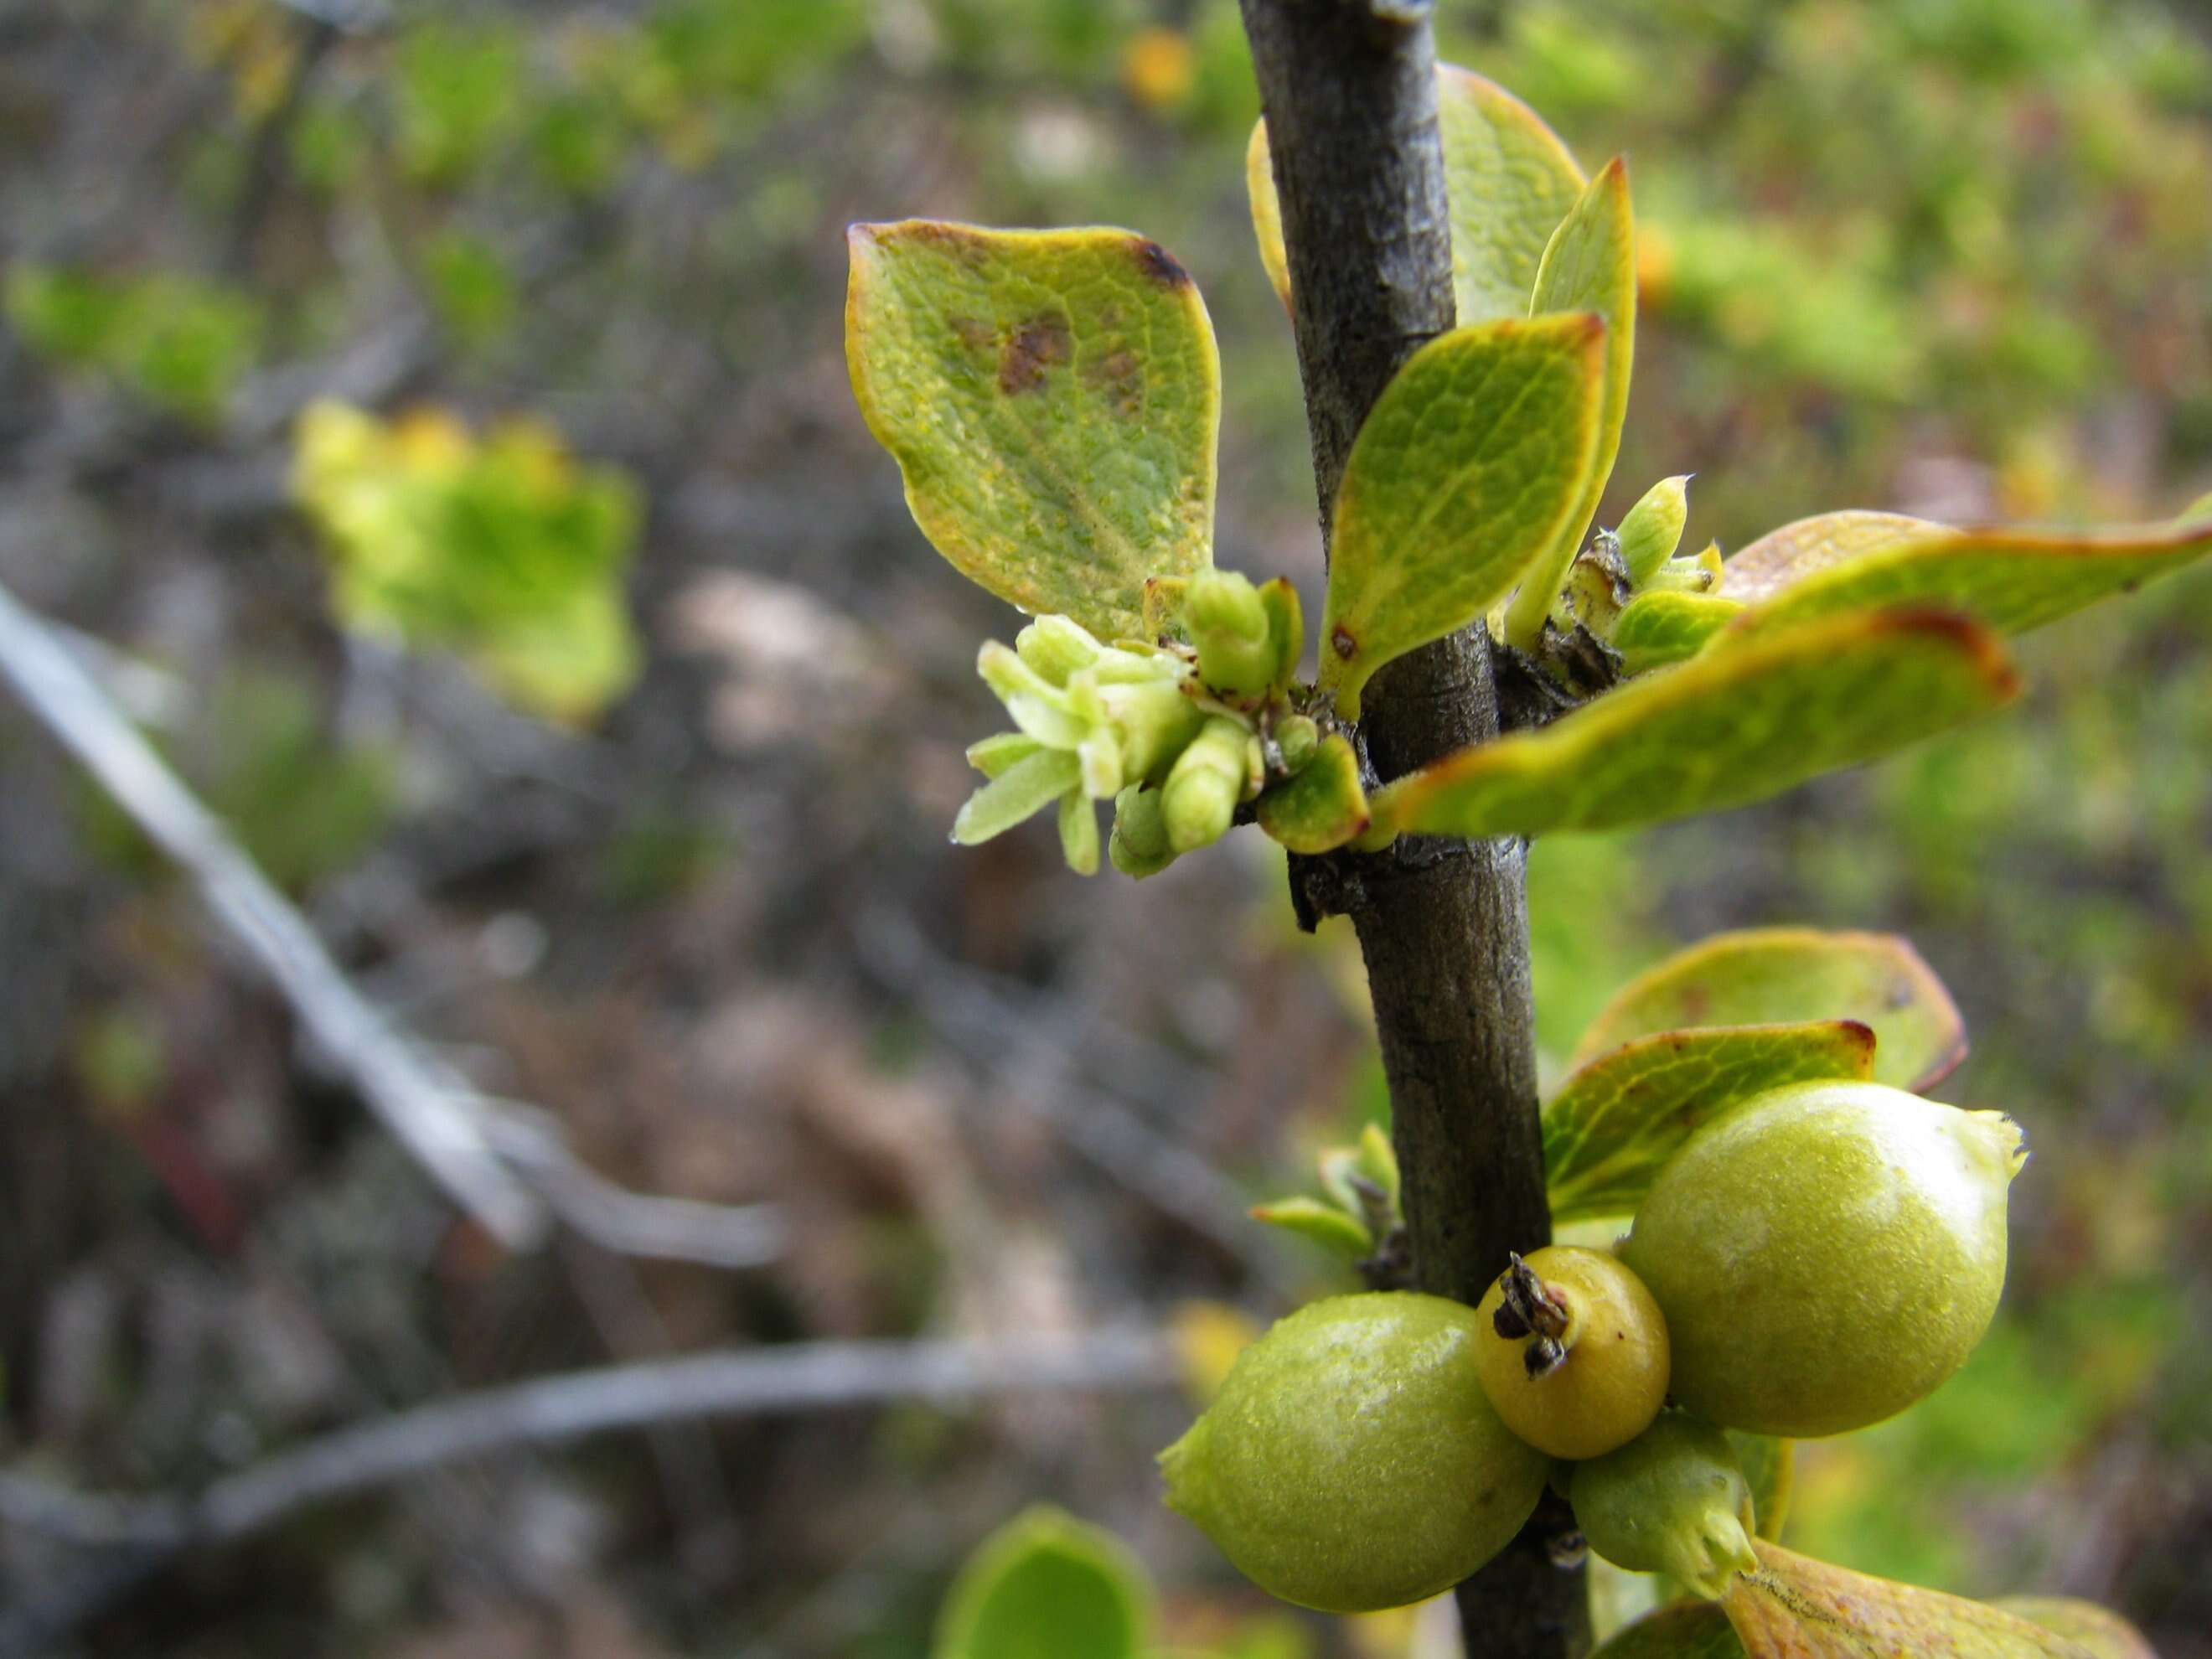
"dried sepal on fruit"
1472,1245,1670,1460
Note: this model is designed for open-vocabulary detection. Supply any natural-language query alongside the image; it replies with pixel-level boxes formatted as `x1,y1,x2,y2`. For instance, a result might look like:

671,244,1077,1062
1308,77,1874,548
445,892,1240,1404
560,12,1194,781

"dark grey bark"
1235,3,1587,1654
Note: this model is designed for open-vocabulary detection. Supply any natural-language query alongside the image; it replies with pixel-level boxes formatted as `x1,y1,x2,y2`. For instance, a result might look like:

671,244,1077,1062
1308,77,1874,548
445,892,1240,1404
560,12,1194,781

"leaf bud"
1617,474,1693,587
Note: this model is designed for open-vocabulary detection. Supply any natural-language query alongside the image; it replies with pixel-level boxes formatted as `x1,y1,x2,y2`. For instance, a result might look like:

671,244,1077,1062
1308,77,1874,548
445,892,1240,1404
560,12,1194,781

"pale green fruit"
1569,1411,1756,1598
1619,1080,2024,1438
1159,1292,1548,1614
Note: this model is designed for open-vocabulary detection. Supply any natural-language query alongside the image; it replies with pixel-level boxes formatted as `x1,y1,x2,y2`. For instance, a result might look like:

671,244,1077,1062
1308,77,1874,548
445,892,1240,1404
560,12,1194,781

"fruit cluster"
1160,1079,2024,1613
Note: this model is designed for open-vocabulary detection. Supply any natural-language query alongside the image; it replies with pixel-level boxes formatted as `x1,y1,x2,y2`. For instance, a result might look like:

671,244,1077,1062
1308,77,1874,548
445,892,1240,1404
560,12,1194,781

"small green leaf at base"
1255,733,1369,854
1613,590,1743,673
1248,1196,1372,1258
1543,1021,1875,1223
847,221,1220,641
1372,608,2020,841
933,1506,1153,1659
1320,315,1607,718
1570,927,1969,1093
1724,517,2212,640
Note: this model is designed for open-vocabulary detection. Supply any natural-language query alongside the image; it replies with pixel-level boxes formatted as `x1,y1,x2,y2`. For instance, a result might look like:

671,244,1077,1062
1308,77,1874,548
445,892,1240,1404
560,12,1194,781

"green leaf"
1590,1602,1745,1659
2181,490,2212,524
1543,1021,1875,1223
846,221,1220,641
1724,519,2212,642
1247,65,1585,325
1570,928,1969,1094
1373,609,2021,842
1255,734,1370,854
1613,591,1744,674
1728,1432,1794,1543
1504,158,1639,649
1726,1543,2103,1659
1319,314,1608,717
933,1506,1153,1659
1248,1196,1372,1258
1719,511,1945,607
1991,1600,2159,1659
953,747,1082,845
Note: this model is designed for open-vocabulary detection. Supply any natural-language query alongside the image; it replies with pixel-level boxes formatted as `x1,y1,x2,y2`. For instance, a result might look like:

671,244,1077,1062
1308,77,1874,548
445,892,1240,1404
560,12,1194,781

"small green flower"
954,616,1207,872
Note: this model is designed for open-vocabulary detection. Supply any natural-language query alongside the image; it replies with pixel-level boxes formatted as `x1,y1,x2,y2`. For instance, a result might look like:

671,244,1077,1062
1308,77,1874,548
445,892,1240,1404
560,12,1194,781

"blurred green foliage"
4,265,265,422
292,401,643,723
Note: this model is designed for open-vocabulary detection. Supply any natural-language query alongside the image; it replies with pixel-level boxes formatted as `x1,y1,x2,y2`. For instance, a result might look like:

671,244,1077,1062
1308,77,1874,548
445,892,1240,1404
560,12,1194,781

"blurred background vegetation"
1,0,2208,1654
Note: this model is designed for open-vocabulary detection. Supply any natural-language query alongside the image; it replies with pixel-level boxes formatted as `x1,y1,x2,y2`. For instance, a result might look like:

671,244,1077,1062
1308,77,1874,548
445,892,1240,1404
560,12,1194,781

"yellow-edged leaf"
1247,64,1585,325
1372,609,2020,841
1504,158,1638,649
1724,519,2212,640
846,220,1219,641
1543,1021,1874,1222
1569,927,1968,1093
1319,314,1607,717
1724,1543,2101,1659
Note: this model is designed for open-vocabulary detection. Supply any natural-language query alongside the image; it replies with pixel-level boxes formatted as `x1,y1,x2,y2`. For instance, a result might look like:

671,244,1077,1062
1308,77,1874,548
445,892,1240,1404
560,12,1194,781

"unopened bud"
1109,785,1176,877
1272,714,1320,775
1164,715,1250,853
1185,570,1275,697
1617,474,1693,587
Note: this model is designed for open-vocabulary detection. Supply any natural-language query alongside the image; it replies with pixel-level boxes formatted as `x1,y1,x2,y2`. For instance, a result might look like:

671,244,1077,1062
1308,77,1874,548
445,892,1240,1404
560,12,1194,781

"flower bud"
1272,714,1320,775
1617,474,1693,587
1015,615,1103,686
1185,570,1275,697
1109,784,1175,877
1164,714,1251,853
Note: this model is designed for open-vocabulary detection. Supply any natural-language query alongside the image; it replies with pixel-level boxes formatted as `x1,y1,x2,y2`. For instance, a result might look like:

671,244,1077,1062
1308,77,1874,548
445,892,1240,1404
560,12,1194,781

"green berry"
1619,1080,2023,1438
1160,1293,1549,1614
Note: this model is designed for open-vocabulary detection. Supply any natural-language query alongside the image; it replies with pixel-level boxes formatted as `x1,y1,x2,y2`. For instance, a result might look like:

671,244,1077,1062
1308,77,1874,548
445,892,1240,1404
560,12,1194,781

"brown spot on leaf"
1134,239,1191,287
1331,623,1357,660
999,313,1072,395
1083,348,1143,416
948,314,993,352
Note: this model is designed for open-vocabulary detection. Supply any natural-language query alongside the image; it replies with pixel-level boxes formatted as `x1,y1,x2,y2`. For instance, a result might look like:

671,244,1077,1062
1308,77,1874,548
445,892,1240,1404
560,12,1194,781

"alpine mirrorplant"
848,51,2199,1658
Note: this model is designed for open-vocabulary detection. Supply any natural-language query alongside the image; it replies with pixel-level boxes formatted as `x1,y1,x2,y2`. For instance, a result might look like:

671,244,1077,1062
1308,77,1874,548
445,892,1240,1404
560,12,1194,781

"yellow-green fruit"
1158,1293,1548,1614
1471,1246,1669,1460
1619,1080,2024,1439
1569,1411,1757,1598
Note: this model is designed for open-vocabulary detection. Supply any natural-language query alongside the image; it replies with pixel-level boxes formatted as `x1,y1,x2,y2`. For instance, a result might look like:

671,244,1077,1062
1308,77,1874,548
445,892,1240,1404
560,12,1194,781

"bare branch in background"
0,578,784,1264
0,1328,1177,1658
